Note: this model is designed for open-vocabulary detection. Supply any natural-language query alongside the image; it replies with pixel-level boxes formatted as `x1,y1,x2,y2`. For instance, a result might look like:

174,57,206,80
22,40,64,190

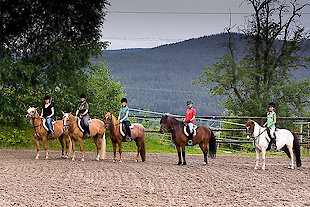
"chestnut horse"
160,114,216,165
62,112,106,161
104,112,146,162
26,107,71,159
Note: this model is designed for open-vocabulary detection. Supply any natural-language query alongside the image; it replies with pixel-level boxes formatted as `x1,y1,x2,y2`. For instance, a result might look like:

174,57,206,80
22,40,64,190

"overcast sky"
101,0,310,50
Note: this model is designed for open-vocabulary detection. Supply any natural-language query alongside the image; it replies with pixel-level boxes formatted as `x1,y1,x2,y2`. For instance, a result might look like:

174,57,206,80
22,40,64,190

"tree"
0,0,110,124
87,61,124,118
195,0,310,117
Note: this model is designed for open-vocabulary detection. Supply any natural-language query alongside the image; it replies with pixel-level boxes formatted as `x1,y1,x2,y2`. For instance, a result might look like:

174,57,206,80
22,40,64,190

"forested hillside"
96,33,310,116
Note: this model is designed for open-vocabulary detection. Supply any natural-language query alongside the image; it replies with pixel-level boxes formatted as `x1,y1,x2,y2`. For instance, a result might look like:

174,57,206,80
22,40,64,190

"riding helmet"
187,100,193,105
268,102,275,108
121,98,128,103
80,94,86,99
44,95,51,100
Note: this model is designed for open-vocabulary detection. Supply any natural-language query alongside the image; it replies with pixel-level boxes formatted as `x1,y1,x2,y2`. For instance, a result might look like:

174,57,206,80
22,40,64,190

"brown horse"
62,112,106,161
104,112,146,162
160,114,216,165
26,107,71,159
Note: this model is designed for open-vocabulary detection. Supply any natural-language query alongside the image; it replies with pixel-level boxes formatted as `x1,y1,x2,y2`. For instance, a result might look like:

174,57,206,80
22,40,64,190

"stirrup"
187,139,193,146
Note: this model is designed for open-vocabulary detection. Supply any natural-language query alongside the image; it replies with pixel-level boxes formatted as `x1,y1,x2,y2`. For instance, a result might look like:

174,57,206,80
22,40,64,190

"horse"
26,107,72,159
104,112,146,163
62,112,106,161
245,119,301,170
159,114,216,165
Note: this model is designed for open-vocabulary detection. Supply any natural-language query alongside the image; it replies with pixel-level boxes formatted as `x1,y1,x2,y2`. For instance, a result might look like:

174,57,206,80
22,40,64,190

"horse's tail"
99,132,106,159
140,130,146,162
209,130,216,159
292,132,301,167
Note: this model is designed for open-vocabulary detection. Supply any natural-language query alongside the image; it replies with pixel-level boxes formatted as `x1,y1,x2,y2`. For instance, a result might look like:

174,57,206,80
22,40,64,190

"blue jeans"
46,118,54,133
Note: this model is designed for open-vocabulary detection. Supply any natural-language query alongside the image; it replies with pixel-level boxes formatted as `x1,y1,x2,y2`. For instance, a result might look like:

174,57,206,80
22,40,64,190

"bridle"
26,110,43,139
160,118,184,133
246,124,267,146
63,115,77,132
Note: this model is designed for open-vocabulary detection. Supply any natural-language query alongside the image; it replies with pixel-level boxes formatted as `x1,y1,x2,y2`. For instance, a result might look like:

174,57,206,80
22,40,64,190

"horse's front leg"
78,137,84,161
261,148,266,170
34,138,40,159
176,144,182,165
135,139,141,162
72,139,76,161
254,148,260,170
118,141,122,162
43,137,48,159
112,141,117,163
181,145,186,165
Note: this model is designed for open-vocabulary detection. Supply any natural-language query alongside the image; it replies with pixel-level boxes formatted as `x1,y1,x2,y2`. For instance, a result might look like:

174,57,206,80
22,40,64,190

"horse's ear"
252,121,255,126
62,111,65,116
35,107,39,111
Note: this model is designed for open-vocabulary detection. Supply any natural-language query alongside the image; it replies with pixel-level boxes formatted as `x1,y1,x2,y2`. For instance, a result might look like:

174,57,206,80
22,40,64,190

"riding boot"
187,133,193,146
85,126,90,138
270,136,277,151
126,137,132,142
51,132,54,138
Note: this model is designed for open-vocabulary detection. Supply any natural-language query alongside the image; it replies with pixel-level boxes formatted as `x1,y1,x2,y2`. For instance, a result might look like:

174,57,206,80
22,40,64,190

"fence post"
300,124,303,145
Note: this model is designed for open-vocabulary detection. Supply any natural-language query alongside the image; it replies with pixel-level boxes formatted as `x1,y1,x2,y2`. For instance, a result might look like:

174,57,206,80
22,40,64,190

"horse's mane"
161,115,184,126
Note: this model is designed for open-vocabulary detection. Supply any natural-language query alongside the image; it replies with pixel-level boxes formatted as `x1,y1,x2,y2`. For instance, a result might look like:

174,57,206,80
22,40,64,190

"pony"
104,112,146,162
26,107,71,159
159,114,216,165
62,112,106,161
245,119,301,170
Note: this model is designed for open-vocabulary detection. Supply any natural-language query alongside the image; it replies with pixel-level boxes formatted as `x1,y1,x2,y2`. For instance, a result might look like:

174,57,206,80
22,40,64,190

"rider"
264,102,277,150
118,98,131,142
76,94,90,138
184,100,196,146
40,95,55,138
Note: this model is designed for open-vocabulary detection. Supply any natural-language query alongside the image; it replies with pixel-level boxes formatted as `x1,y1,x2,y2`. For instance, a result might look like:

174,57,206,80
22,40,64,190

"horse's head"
62,111,73,131
26,107,39,120
104,112,113,127
245,119,255,140
159,114,170,134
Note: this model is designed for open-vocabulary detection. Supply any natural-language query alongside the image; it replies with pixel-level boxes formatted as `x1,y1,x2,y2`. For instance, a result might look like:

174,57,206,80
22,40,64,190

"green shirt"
77,101,89,116
267,111,276,128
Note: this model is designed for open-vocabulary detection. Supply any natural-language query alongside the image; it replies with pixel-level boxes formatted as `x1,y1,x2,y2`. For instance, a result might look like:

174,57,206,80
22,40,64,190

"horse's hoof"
65,155,69,159
113,159,116,163
135,159,138,163
61,155,66,159
72,158,75,161
96,157,100,161
289,166,294,169
182,162,187,166
204,162,207,165
81,158,85,162
45,156,48,159
35,156,39,160
177,162,182,165
262,167,266,170
119,160,122,163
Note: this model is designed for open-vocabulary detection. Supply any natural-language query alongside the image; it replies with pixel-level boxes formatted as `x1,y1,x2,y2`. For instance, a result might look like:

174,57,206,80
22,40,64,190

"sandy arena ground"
0,149,309,206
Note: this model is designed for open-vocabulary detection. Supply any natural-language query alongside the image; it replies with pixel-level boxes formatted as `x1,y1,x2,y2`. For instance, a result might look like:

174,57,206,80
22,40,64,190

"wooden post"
308,123,310,155
300,124,303,145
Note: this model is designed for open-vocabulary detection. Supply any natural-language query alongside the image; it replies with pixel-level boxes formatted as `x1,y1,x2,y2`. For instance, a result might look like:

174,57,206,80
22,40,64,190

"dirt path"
0,149,309,206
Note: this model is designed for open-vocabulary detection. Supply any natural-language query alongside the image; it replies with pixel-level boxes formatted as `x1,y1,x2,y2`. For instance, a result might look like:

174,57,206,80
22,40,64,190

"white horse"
245,120,301,170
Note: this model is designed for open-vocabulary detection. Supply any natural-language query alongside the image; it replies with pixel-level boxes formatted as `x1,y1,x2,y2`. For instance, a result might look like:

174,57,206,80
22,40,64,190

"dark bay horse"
160,114,216,165
104,112,146,162
62,112,106,161
26,107,71,159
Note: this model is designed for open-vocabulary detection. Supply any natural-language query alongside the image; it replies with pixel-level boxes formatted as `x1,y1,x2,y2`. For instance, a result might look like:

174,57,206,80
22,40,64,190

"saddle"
77,118,92,133
183,124,197,137
42,119,56,132
120,122,134,137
